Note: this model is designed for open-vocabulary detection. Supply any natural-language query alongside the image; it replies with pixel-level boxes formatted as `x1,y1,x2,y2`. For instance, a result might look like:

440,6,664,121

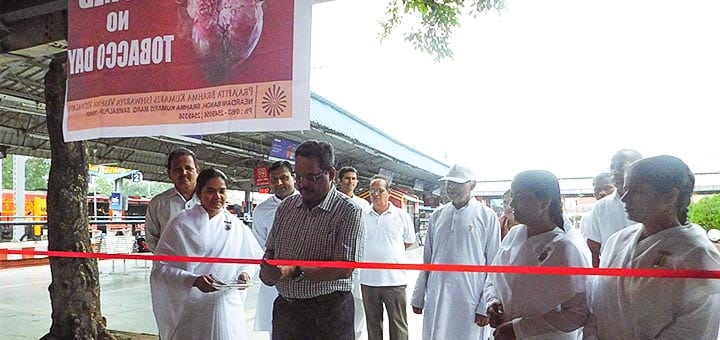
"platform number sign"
131,172,143,183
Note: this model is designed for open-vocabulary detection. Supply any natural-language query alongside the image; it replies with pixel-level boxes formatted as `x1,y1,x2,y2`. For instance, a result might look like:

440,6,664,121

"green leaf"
689,194,720,230
380,0,505,61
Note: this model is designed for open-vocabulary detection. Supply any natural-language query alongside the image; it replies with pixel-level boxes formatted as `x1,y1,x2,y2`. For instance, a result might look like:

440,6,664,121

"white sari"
586,223,720,340
151,205,263,340
485,225,590,339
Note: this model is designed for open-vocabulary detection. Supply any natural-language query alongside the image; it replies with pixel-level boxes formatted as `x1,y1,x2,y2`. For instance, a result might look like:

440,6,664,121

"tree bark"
42,53,113,339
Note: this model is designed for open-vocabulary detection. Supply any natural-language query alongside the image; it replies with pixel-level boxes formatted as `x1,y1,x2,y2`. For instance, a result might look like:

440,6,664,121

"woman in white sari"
484,170,591,340
585,155,720,339
151,168,263,340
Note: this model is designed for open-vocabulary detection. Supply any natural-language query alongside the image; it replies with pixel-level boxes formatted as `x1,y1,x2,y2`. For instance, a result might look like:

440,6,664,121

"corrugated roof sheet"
310,93,449,176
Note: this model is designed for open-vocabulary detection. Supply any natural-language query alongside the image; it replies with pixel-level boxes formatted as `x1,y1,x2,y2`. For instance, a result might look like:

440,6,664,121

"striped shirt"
267,188,365,299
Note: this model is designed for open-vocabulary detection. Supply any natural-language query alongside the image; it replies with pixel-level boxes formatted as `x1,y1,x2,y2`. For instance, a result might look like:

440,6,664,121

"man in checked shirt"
260,140,365,340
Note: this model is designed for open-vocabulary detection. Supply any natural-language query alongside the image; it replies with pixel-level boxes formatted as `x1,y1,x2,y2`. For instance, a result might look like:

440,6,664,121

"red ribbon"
2,248,719,279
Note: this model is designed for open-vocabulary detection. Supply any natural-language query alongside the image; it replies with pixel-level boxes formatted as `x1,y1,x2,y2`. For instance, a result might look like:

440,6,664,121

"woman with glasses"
483,170,591,340
585,155,720,339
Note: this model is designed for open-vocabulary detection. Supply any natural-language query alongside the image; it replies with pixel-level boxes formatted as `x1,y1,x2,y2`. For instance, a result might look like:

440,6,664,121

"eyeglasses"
295,170,328,183
370,188,388,195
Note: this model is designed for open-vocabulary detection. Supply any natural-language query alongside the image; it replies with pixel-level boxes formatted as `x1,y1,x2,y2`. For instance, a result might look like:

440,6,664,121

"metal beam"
0,12,67,53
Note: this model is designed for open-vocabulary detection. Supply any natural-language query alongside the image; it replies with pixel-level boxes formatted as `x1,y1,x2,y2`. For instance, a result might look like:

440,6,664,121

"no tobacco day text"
69,1,174,75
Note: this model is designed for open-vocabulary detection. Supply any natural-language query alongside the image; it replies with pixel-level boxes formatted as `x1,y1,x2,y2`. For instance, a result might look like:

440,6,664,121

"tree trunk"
42,53,113,339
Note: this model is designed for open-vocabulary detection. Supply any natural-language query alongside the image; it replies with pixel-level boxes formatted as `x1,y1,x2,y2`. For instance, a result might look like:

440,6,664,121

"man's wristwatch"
292,266,305,282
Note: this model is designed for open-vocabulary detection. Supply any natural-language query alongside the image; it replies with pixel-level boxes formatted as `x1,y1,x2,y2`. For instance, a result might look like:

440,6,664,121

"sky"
308,0,720,181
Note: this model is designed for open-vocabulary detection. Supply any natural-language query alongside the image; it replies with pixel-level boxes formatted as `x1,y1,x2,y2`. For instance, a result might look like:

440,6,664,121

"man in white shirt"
361,175,415,340
338,166,371,211
583,149,642,267
411,164,501,340
337,165,370,340
579,172,613,234
251,160,298,334
145,147,200,251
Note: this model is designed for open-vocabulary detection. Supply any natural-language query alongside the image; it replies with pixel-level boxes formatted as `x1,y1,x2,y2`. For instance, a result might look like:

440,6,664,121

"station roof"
311,94,449,177
0,2,449,194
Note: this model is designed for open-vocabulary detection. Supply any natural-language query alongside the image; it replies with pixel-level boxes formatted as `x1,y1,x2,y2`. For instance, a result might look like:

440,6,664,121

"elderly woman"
484,170,591,340
585,155,720,339
151,168,263,340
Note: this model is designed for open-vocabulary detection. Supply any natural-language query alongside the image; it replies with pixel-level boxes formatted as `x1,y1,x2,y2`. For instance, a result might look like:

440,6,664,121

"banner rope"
2,248,719,279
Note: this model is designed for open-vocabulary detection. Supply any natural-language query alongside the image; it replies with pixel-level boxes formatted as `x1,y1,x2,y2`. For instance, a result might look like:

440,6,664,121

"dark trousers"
20,226,38,241
361,285,408,340
272,291,355,340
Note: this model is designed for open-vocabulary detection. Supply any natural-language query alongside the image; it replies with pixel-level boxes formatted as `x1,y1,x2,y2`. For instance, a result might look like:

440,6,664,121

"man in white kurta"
579,211,593,235
485,225,591,339
251,161,298,333
585,223,720,340
582,191,632,249
584,149,642,267
145,188,199,251
151,205,263,340
411,165,501,340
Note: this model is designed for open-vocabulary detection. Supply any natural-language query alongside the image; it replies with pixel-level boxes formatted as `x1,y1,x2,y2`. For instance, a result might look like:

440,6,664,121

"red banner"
65,0,311,141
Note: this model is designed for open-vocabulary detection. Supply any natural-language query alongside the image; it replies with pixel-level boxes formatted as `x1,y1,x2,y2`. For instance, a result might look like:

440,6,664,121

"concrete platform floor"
0,247,427,340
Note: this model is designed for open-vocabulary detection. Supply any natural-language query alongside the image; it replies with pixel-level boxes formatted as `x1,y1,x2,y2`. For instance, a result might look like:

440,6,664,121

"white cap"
439,164,476,183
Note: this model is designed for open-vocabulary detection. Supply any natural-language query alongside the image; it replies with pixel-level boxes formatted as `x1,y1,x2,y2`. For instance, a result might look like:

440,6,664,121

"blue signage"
110,192,122,211
269,138,300,161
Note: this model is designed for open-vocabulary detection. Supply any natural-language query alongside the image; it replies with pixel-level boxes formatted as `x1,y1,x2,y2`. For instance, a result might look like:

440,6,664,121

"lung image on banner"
64,1,312,142
176,1,265,83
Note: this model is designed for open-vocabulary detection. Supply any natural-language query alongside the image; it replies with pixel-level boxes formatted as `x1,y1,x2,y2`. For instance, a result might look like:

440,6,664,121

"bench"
99,235,137,274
